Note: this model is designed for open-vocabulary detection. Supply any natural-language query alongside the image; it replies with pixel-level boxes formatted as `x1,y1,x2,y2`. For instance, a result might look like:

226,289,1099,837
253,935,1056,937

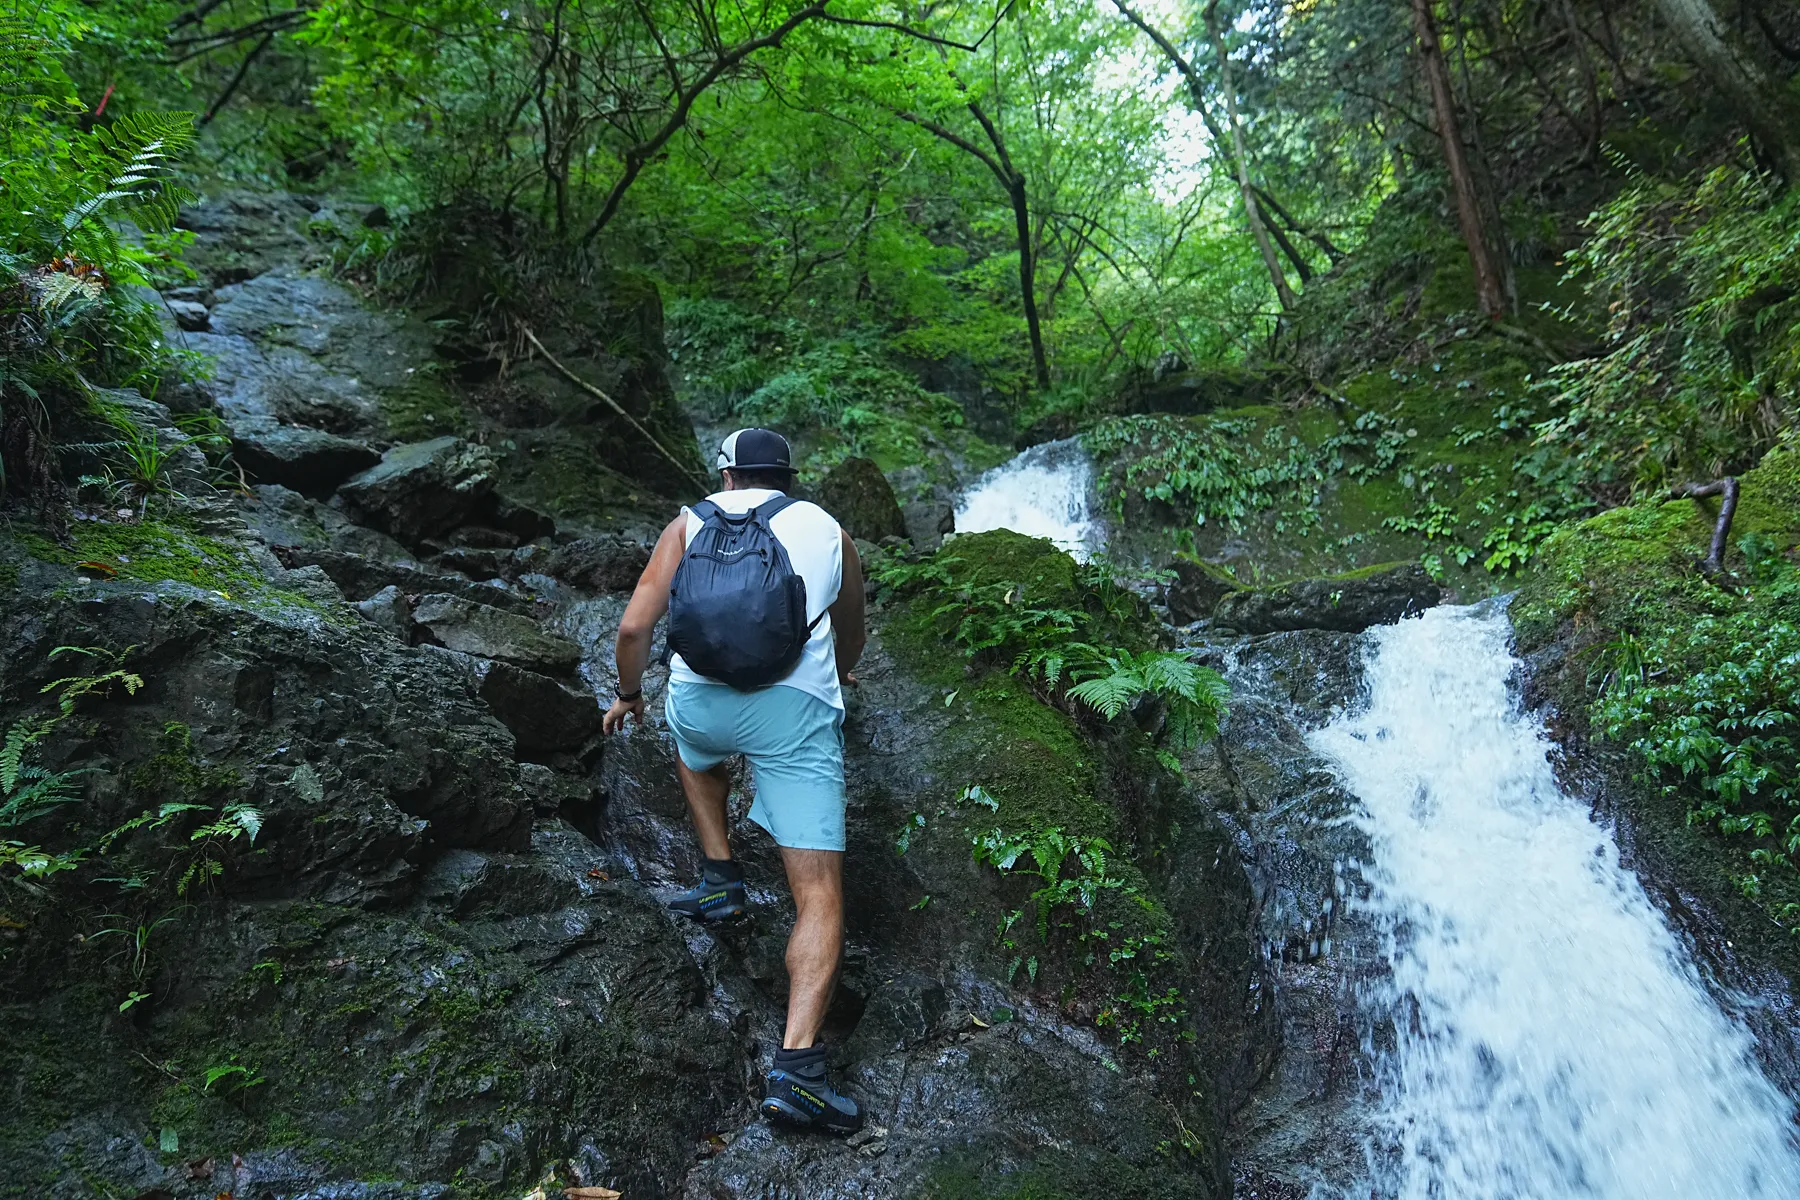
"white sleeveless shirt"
667,488,845,711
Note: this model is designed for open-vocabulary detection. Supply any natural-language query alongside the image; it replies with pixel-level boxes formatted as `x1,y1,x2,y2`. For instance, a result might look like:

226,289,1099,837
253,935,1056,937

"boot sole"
669,903,748,922
761,1095,863,1135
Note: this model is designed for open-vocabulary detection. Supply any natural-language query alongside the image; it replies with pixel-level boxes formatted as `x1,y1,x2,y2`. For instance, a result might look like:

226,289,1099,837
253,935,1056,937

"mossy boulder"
1167,554,1246,624
811,455,908,542
1513,444,1800,986
1213,561,1442,634
1513,444,1800,647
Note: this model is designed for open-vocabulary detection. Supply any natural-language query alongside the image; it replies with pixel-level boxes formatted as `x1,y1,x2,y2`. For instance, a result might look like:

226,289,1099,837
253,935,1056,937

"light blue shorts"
664,680,847,852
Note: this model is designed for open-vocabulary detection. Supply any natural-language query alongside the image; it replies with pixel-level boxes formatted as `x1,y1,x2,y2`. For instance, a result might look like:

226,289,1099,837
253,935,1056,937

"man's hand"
603,694,645,735
840,672,858,689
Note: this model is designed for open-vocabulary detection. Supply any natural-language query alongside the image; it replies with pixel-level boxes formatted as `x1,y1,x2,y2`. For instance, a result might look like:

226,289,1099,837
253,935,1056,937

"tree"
895,100,1052,389
1648,0,1800,181
1109,0,1295,313
1409,0,1505,320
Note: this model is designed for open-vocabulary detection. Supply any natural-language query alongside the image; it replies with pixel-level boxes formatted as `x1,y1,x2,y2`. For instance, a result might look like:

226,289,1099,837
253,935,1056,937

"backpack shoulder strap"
689,498,722,522
750,494,801,523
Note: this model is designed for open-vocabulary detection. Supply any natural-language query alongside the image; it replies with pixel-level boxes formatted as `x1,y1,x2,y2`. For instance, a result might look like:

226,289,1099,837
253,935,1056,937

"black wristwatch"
616,687,643,702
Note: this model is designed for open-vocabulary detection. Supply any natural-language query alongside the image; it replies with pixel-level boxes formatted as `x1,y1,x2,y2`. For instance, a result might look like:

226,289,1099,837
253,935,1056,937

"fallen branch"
1667,476,1740,576
518,325,709,495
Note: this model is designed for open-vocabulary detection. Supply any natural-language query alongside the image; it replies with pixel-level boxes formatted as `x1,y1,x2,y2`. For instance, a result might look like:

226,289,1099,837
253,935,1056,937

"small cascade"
953,437,1098,559
1308,604,1800,1199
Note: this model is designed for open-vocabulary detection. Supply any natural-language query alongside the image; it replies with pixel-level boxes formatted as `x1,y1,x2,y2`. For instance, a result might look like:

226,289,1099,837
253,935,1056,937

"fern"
0,764,85,826
60,111,198,250
1067,649,1229,753
0,716,85,828
0,717,50,794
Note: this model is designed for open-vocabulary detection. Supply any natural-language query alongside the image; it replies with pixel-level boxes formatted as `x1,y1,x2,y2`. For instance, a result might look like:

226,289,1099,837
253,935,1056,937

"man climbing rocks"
602,427,867,1134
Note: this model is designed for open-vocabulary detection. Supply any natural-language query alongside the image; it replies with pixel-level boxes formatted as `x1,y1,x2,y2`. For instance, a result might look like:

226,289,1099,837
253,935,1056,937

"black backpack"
667,496,821,690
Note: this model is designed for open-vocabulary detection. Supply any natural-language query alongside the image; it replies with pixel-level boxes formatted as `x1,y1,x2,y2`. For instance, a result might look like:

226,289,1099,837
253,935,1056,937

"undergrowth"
1591,533,1800,926
876,533,1226,1047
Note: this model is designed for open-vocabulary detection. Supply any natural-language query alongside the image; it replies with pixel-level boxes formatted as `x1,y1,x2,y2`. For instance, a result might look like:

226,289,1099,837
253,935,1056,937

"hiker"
602,427,867,1134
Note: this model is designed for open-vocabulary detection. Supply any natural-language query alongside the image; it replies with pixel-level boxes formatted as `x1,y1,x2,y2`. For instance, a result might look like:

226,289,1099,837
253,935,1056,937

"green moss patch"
21,517,263,594
1515,444,1800,972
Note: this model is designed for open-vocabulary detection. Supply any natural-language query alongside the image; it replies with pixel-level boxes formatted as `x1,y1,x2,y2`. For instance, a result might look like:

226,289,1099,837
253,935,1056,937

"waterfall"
1309,604,1800,1200
954,438,1097,559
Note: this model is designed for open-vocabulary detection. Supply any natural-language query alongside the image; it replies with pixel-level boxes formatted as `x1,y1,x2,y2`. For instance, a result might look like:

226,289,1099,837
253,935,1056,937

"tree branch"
819,0,1014,53
199,30,276,125
520,326,709,493
892,108,1008,184
579,1,831,245
1667,477,1741,576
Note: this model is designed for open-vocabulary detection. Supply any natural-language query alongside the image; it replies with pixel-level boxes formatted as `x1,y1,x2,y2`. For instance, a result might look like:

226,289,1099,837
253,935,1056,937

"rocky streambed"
0,194,1277,1200
6,191,1798,1200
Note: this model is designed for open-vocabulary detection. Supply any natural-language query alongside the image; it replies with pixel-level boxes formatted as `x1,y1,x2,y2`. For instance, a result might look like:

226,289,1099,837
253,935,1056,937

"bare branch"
1667,477,1741,576
579,1,831,245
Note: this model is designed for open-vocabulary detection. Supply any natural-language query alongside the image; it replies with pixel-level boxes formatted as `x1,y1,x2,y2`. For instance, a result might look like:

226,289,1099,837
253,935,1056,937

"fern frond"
59,112,197,243
30,271,105,314
1,718,51,795
1068,673,1141,721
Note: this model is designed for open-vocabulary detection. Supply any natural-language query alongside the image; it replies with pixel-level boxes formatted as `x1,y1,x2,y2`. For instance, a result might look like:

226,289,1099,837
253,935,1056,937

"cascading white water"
954,438,1097,559
1309,604,1800,1200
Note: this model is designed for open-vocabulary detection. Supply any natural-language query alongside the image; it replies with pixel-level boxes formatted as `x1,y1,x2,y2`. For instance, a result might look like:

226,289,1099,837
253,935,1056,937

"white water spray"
954,438,1097,559
1310,604,1800,1200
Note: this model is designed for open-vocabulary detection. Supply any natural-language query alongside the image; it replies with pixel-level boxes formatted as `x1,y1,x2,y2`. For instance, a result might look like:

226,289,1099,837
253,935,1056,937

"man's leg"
675,758,734,860
667,758,747,920
779,846,843,1048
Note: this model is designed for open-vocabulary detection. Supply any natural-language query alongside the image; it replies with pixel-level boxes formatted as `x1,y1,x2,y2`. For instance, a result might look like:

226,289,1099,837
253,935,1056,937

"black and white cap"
716,427,795,475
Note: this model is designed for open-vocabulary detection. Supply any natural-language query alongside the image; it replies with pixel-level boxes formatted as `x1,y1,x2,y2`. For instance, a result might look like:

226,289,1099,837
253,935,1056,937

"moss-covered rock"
1514,444,1800,982
1514,445,1800,645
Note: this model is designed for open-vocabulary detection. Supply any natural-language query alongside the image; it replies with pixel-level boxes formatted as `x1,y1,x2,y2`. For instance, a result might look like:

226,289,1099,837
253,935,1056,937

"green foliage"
1537,165,1800,497
1083,411,1401,537
0,644,145,890
671,303,977,478
1594,549,1800,925
968,811,1184,1044
1064,650,1229,766
0,14,196,501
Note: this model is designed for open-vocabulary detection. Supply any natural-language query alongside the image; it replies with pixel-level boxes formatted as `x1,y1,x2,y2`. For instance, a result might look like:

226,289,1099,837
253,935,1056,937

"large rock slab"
542,533,652,592
812,455,907,542
1167,552,1245,623
273,545,532,613
230,417,380,497
1213,561,1442,633
474,659,601,753
339,437,499,544
411,593,581,673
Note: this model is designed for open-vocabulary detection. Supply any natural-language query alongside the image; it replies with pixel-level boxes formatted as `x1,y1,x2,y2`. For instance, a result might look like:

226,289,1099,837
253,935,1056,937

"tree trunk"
892,104,1053,390
1110,0,1295,312
1204,3,1296,313
1009,175,1052,389
1649,0,1800,180
1410,0,1506,320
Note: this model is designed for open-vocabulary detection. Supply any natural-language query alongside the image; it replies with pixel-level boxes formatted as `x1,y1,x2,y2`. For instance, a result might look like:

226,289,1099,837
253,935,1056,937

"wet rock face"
1213,562,1442,634
474,658,602,754
811,456,908,543
545,533,653,592
411,593,582,674
339,438,501,544
1168,554,1247,624
230,418,381,497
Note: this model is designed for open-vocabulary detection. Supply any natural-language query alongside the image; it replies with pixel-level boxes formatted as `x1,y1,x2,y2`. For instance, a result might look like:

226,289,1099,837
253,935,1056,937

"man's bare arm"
603,516,686,733
829,529,866,686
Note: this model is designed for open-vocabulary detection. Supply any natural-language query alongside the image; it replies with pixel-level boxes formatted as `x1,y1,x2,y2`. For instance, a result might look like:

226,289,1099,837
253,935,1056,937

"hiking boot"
761,1046,863,1134
666,859,748,921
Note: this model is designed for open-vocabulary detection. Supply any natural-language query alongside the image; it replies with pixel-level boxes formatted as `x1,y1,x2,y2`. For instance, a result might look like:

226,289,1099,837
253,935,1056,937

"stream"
1313,604,1800,1199
961,444,1800,1198
953,437,1099,559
